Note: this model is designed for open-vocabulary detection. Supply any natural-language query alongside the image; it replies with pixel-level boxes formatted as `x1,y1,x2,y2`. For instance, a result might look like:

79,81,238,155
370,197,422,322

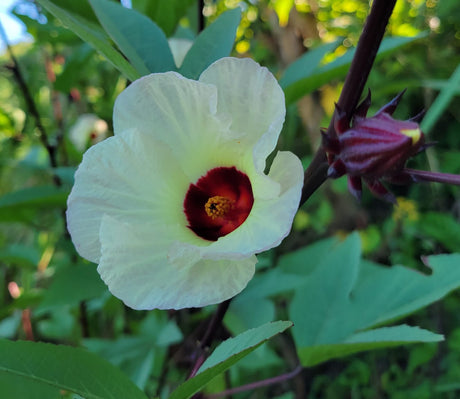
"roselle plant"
0,0,459,398
323,90,460,202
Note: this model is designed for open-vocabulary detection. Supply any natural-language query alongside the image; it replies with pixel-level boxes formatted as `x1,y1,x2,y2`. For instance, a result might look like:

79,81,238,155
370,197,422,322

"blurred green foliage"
0,0,459,398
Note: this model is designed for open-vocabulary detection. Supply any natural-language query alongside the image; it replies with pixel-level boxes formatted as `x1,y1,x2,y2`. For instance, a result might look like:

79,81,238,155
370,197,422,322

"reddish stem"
405,168,460,185
300,0,398,206
188,299,232,379
206,364,303,398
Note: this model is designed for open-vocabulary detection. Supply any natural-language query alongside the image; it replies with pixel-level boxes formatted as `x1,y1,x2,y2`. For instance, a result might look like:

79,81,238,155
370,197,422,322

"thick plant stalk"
300,0,398,205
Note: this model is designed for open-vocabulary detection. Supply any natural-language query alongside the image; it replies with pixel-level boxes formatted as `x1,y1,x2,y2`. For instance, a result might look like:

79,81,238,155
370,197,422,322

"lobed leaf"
288,234,460,367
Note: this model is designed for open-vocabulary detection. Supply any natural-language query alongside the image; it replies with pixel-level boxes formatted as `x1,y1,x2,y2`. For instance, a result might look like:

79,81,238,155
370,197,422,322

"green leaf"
37,265,108,312
418,212,460,252
0,186,69,222
279,40,339,89
235,268,305,300
89,0,175,75
132,0,196,37
289,234,460,367
43,0,99,23
278,236,340,275
36,0,140,81
84,312,182,390
225,297,275,335
0,244,41,269
37,308,76,340
0,339,148,399
0,372,61,399
351,255,460,326
421,63,460,134
84,337,155,389
54,43,95,92
281,34,427,104
290,234,362,345
13,11,79,45
179,8,241,79
297,325,443,367
169,321,292,399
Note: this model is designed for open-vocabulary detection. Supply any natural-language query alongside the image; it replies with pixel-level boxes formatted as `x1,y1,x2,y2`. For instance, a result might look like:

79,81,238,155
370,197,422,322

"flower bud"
323,91,427,202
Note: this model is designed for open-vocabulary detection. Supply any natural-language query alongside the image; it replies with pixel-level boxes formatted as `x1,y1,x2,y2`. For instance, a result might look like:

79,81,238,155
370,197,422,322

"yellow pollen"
205,196,234,219
400,128,422,145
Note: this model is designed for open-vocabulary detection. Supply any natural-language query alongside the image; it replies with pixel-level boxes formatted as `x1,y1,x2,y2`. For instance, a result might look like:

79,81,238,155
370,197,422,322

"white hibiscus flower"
66,57,304,310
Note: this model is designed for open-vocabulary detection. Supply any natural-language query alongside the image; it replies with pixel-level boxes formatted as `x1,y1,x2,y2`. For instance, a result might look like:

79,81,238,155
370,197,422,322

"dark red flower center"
183,167,254,241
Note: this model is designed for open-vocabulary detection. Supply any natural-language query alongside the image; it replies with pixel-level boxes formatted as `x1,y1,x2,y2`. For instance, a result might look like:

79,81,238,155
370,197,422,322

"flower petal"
66,128,192,263
97,215,256,310
199,57,286,172
113,71,236,181
172,151,304,261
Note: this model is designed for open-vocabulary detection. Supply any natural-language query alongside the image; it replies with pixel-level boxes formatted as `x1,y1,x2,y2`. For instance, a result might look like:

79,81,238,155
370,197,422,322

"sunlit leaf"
131,0,196,37
281,34,427,104
421,64,460,134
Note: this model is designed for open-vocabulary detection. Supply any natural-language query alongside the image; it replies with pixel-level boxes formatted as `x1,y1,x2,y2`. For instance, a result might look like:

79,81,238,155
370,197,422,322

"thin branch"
188,299,232,379
21,309,35,341
206,364,303,398
0,19,62,186
300,0,398,206
200,299,231,350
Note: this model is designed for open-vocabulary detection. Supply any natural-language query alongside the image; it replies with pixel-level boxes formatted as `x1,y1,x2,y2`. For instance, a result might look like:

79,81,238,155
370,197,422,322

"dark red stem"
405,168,460,185
206,364,303,398
188,299,232,379
300,0,398,206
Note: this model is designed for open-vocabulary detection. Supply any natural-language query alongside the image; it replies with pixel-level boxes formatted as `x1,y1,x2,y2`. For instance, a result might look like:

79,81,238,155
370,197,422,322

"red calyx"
322,90,428,203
